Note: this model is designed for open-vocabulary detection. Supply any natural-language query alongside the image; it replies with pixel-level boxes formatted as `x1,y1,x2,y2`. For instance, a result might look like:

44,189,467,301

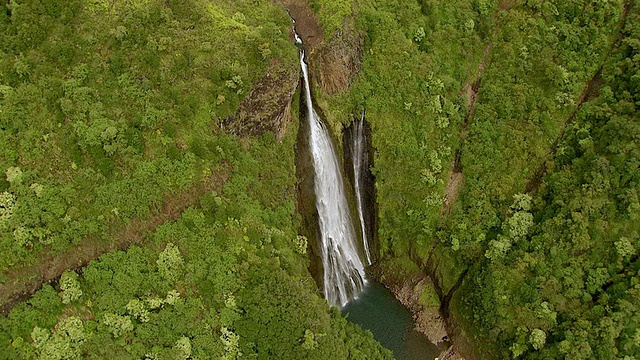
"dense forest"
321,0,639,358
1,0,639,359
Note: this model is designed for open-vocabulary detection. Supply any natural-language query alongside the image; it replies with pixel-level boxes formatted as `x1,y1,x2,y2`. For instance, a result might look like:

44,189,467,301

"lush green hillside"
0,0,298,272
0,0,392,358
2,0,639,359
320,0,640,358
457,3,640,358
0,139,392,358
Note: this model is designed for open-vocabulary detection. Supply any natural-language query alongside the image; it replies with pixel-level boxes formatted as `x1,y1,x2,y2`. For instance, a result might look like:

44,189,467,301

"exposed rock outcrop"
437,346,466,360
224,0,363,138
372,259,469,360
310,25,362,94
279,0,362,94
392,274,468,360
222,60,299,139
393,274,449,346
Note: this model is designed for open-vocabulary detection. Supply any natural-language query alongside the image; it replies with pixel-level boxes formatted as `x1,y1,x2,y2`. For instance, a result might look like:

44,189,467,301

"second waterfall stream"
297,32,369,307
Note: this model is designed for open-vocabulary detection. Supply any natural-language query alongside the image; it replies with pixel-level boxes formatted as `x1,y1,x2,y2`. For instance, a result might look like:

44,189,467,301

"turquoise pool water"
342,281,442,360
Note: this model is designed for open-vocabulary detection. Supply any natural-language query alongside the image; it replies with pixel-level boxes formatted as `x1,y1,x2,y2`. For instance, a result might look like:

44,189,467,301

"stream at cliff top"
342,281,441,360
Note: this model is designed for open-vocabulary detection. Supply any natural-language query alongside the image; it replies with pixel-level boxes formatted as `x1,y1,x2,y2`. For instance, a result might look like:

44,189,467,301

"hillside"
0,0,391,358
1,0,639,359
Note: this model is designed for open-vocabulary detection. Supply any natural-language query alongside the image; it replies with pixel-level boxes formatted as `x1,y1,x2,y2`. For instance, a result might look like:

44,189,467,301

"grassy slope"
0,0,296,273
0,0,393,358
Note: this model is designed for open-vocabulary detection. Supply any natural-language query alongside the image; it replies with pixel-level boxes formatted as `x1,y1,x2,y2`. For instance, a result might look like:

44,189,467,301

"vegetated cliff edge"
260,1,639,359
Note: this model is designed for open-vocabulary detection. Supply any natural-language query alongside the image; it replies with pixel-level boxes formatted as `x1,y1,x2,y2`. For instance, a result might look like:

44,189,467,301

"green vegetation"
320,0,640,358
0,0,391,358
3,0,640,358
309,0,353,39
322,0,490,256
0,182,391,358
0,0,297,273
457,4,640,357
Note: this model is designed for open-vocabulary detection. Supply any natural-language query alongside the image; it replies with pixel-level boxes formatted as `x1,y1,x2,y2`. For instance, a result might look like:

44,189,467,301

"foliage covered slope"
0,0,392,359
3,0,640,358
319,0,640,358
0,0,297,272
459,2,640,358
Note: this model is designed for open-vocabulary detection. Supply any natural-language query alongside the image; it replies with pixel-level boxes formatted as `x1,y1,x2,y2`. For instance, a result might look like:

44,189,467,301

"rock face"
310,26,362,94
279,0,362,94
386,271,449,346
343,116,378,264
391,275,468,360
371,261,468,360
222,61,299,139
437,346,466,360
224,0,362,138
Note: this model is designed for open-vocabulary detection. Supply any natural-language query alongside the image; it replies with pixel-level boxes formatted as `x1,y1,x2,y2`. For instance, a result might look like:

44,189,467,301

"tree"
59,270,82,304
173,336,192,360
157,243,184,283
102,313,134,338
529,328,546,350
31,317,85,360
220,327,241,360
0,191,15,227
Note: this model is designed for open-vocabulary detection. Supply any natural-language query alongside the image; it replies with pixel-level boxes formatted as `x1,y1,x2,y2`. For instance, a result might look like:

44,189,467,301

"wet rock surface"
388,272,449,346
372,263,467,360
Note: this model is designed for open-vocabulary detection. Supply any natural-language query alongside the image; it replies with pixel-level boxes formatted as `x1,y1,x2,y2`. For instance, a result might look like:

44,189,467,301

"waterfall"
296,32,368,307
352,113,372,265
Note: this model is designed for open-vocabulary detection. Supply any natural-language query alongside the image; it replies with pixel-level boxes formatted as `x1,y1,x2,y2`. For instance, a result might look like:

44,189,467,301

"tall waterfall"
352,113,372,265
297,38,367,307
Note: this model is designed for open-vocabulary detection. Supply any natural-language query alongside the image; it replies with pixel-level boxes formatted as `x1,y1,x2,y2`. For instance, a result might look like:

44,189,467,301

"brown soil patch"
445,3,509,218
445,41,488,219
499,0,516,11
0,165,230,315
438,346,467,360
461,34,493,117
440,171,464,219
310,28,362,94
279,0,324,50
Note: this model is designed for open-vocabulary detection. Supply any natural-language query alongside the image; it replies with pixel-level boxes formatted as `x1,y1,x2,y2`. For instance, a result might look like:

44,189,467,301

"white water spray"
296,28,368,307
352,113,372,265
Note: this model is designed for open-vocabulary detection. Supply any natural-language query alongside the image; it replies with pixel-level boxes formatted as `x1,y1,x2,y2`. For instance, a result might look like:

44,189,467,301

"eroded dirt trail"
440,40,494,219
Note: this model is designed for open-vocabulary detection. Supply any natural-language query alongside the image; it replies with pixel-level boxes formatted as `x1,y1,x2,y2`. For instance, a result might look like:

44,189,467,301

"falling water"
352,113,372,265
296,30,367,307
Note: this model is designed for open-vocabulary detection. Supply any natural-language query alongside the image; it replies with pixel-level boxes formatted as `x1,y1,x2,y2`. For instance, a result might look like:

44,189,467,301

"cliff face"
279,0,362,94
309,24,362,94
225,1,472,356
224,0,361,139
222,61,299,139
